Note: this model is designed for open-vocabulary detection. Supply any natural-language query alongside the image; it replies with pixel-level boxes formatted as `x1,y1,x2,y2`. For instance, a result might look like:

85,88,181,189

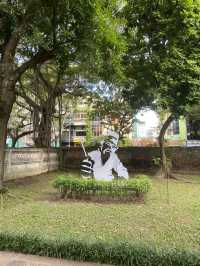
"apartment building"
61,111,103,146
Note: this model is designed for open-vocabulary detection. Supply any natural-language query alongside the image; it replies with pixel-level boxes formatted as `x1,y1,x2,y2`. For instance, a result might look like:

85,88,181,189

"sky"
135,109,160,138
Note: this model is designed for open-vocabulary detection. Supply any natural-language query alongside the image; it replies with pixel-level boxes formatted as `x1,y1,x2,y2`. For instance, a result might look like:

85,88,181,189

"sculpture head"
100,130,119,155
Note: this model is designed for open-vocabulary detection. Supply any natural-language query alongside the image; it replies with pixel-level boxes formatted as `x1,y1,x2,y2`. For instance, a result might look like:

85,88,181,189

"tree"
124,0,200,178
18,63,85,147
0,0,126,186
7,98,33,148
89,85,136,141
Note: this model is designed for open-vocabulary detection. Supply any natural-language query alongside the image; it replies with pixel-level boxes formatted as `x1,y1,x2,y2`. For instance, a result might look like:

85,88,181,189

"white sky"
135,109,160,138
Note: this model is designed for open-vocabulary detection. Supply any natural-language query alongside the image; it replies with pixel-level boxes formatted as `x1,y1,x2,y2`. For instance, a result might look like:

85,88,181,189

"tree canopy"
123,0,200,177
124,0,200,116
1,0,200,182
0,0,127,185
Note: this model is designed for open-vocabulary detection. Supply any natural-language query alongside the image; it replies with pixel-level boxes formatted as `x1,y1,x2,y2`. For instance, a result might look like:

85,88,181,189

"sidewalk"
0,252,111,266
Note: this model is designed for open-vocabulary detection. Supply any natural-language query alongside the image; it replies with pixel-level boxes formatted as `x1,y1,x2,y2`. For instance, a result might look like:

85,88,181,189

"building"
61,111,104,146
62,112,87,146
165,117,187,146
62,107,190,147
133,110,187,146
185,115,200,146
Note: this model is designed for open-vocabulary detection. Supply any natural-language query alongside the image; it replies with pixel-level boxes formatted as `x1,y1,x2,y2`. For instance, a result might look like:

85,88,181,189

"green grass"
0,171,199,253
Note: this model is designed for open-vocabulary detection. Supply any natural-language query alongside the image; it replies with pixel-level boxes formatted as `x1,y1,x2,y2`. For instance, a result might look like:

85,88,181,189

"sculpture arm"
113,154,129,179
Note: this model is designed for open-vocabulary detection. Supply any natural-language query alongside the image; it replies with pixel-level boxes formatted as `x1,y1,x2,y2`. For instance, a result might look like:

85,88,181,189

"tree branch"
16,100,33,112
2,28,21,64
17,90,41,112
38,68,53,92
12,130,34,148
14,48,55,81
16,80,42,111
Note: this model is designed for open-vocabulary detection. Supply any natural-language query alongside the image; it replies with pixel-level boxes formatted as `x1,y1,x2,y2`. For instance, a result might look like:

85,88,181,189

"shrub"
53,175,152,201
0,187,8,195
0,232,199,266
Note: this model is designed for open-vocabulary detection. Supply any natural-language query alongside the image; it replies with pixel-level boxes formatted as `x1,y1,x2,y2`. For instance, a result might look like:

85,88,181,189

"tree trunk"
12,130,34,148
58,96,62,147
0,70,16,187
35,96,55,148
0,116,10,188
0,118,7,188
158,114,174,179
12,138,17,148
35,109,52,148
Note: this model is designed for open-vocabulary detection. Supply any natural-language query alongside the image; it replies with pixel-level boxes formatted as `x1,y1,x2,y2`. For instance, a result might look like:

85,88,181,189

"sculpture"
81,130,129,181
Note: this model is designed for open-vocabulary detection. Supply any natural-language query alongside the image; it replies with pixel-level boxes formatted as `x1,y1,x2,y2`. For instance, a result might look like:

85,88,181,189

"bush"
0,187,8,195
53,175,152,201
0,232,199,266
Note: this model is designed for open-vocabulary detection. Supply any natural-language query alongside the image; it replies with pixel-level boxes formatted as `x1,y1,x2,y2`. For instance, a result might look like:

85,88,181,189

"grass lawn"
0,171,199,253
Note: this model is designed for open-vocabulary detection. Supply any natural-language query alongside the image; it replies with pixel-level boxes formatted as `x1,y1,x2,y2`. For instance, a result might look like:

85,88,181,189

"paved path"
0,252,111,266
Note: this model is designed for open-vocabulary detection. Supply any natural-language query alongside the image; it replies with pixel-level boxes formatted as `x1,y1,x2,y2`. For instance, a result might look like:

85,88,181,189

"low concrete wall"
4,148,59,181
60,146,200,171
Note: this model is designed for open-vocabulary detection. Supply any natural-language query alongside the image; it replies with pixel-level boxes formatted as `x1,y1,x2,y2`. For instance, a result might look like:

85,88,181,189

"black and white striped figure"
80,130,129,181
81,157,94,178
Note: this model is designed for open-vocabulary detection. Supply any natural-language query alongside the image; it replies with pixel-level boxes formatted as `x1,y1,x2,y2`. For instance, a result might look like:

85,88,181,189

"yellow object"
73,137,81,144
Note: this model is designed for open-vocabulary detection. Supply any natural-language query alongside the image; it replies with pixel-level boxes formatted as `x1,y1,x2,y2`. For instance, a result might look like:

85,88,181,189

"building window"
167,119,180,135
186,117,200,140
76,131,86,136
92,121,102,136
80,113,86,119
74,113,86,120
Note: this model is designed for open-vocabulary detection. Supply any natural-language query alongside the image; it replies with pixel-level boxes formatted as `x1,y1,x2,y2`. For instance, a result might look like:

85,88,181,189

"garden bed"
53,175,152,202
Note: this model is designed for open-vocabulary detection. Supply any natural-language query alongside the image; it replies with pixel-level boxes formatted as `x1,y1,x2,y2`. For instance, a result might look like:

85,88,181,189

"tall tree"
89,85,136,140
124,0,200,178
0,0,126,186
18,63,85,147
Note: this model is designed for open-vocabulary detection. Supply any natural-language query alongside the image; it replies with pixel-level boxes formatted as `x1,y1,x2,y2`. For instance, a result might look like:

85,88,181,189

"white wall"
4,148,59,181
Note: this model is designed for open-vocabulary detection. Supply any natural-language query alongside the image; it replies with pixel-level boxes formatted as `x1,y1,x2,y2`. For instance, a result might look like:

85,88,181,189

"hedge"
53,175,152,201
0,233,199,266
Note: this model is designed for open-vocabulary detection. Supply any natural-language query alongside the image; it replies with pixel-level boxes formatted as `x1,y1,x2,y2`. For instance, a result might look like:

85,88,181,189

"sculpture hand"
81,157,94,179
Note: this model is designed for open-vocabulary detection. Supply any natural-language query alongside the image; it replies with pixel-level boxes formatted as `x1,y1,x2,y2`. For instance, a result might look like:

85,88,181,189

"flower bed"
53,175,152,202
